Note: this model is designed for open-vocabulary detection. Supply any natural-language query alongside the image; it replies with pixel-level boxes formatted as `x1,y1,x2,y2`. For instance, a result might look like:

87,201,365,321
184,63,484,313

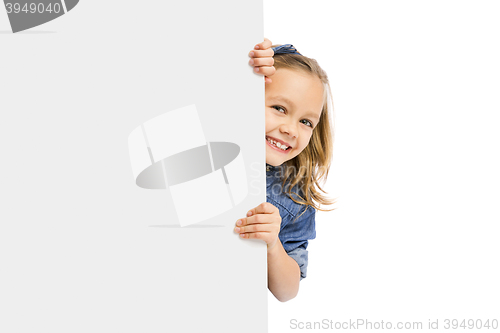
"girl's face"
265,68,324,166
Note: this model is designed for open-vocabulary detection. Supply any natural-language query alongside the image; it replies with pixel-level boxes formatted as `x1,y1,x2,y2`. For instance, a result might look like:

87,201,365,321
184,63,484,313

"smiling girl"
234,38,336,302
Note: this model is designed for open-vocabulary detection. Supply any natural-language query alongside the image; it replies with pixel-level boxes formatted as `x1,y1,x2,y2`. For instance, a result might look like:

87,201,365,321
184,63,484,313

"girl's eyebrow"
308,113,320,122
272,96,296,108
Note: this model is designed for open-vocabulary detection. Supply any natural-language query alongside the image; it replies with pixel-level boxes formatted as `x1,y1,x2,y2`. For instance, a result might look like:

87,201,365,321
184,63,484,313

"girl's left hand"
235,202,282,251
249,37,276,84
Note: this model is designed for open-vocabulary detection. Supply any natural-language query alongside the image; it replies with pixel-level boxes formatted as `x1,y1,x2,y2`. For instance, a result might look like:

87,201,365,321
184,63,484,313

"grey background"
0,1,267,332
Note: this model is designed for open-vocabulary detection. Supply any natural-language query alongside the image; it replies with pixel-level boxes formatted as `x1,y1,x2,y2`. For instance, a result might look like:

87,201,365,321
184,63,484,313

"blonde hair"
270,44,337,221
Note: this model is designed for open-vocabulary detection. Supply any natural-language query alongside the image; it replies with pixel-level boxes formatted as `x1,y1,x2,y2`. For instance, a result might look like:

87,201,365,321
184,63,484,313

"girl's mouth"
266,137,291,154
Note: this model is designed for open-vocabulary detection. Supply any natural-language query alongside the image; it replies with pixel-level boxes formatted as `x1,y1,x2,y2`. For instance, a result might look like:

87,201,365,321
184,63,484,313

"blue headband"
272,44,302,56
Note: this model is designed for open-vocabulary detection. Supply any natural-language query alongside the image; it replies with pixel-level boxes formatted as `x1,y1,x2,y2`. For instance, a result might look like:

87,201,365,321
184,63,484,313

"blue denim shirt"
266,163,316,280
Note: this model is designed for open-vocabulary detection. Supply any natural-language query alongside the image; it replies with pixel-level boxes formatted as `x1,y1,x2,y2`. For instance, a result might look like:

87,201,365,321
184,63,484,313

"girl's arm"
267,238,301,302
235,202,300,302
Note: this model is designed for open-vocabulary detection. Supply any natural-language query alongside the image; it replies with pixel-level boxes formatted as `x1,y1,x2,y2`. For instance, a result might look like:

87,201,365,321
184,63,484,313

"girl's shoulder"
269,193,305,219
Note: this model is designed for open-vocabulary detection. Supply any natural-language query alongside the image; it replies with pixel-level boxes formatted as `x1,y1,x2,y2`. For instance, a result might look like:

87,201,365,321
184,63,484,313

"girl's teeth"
267,137,288,150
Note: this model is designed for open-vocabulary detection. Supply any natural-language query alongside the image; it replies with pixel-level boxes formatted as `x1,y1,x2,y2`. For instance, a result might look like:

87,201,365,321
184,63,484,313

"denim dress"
266,163,316,280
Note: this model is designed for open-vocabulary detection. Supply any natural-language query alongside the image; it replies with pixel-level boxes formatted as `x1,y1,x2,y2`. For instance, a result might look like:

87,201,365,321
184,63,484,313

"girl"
234,38,336,302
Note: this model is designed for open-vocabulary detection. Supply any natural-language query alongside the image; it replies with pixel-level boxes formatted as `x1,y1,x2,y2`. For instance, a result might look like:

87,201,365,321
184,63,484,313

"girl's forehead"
267,68,323,93
266,69,324,116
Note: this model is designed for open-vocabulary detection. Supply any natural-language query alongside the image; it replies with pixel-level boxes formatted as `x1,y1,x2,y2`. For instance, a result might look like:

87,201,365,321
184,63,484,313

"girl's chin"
266,154,287,166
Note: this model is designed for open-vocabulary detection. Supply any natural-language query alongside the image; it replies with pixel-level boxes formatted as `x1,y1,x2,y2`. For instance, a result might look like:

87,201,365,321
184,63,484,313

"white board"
0,1,267,332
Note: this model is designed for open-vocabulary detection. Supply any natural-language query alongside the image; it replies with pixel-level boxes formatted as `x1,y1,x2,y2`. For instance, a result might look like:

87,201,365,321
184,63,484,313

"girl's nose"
280,123,298,139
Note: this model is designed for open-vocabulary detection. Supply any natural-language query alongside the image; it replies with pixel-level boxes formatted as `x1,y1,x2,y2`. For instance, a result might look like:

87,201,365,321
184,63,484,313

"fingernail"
236,220,242,226
248,59,254,65
249,51,254,57
240,233,246,238
247,211,252,217
254,67,259,72
255,45,260,49
234,227,240,232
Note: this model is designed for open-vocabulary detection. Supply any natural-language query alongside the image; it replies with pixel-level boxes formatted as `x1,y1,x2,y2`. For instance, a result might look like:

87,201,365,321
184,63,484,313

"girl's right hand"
234,202,282,251
249,37,276,84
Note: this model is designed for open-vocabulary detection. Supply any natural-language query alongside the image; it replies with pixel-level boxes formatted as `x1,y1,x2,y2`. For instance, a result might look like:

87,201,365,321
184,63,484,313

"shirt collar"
266,163,284,177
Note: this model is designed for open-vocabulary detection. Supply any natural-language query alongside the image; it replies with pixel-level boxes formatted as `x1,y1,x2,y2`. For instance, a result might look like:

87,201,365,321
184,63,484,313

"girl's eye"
271,105,314,128
301,119,313,128
272,105,286,113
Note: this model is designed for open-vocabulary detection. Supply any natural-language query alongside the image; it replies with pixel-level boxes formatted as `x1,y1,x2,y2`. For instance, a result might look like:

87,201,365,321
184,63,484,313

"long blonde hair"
271,44,337,221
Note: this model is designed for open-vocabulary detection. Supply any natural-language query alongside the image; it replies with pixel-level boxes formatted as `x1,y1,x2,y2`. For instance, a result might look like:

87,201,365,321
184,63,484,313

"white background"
1,1,499,332
265,1,500,332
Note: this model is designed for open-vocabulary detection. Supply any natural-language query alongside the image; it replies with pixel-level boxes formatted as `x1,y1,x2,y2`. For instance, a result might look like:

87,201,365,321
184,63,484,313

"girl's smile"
265,68,324,166
266,135,292,154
